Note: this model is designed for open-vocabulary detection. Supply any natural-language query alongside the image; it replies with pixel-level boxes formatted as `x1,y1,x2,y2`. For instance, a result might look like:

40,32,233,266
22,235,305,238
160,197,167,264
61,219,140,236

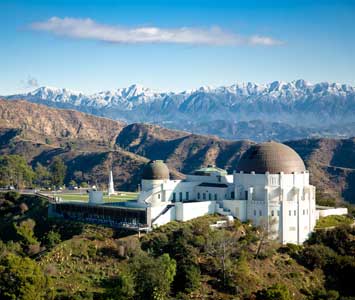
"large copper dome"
142,160,170,180
236,141,306,174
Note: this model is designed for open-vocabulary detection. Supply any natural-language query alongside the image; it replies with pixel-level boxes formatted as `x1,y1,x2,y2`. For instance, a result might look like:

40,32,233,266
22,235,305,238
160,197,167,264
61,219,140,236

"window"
231,191,235,199
294,210,296,216
179,192,183,201
289,210,291,216
271,210,274,217
203,193,206,200
158,193,160,199
277,210,280,217
306,209,308,215
197,192,200,200
186,192,189,201
254,210,256,216
259,210,262,216
303,209,305,215
214,193,217,200
244,191,248,200
172,193,176,202
208,193,212,200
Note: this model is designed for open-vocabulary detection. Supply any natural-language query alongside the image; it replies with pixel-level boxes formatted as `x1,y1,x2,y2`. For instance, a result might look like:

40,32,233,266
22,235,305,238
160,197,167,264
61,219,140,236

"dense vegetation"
0,154,68,189
0,192,354,300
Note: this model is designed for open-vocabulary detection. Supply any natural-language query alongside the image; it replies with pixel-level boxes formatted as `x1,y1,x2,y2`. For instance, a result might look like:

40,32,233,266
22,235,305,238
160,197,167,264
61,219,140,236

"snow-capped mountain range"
4,80,355,141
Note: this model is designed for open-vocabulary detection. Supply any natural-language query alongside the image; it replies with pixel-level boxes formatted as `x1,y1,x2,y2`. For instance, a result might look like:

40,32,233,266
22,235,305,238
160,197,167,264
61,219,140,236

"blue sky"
1,0,355,94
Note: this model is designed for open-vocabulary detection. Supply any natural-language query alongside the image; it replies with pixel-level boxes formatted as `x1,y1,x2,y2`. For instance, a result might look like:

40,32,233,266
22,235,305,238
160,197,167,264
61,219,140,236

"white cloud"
30,17,283,46
20,76,39,89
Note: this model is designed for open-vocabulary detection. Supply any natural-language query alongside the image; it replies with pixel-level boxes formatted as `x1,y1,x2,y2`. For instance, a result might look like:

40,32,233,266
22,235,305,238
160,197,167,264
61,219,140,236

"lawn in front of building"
48,191,138,203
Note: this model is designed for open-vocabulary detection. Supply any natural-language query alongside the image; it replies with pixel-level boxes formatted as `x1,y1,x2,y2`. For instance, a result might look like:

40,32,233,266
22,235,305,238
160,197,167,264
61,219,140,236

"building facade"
139,141,317,244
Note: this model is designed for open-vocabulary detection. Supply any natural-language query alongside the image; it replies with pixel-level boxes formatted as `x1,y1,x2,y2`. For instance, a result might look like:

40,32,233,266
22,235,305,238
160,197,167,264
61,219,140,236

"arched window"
208,193,212,200
197,192,200,200
214,194,217,200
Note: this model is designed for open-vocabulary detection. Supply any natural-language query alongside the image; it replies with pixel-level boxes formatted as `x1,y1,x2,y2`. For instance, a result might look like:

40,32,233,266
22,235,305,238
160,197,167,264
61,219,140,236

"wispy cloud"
30,17,283,46
20,76,39,89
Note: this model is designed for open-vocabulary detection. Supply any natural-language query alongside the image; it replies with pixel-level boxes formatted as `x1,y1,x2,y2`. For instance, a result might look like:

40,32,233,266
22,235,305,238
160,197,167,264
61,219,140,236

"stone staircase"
215,201,232,216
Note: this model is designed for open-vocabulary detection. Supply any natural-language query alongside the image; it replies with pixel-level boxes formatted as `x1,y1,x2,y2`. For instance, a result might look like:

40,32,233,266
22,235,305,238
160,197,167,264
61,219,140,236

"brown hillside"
0,99,125,144
0,100,354,202
116,123,253,173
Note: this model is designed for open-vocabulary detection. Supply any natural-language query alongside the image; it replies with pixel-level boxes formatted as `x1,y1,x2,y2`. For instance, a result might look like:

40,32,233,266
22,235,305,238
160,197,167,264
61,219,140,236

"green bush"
0,253,51,300
298,244,337,270
255,284,291,300
130,252,176,300
45,231,61,249
4,191,21,202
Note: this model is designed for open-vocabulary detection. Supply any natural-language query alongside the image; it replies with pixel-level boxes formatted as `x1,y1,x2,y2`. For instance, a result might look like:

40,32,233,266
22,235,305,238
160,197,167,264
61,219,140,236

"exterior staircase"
151,204,174,225
215,201,233,216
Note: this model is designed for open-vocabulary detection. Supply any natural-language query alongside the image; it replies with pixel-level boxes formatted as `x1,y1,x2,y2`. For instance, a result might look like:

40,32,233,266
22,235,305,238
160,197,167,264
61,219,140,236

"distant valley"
4,80,355,141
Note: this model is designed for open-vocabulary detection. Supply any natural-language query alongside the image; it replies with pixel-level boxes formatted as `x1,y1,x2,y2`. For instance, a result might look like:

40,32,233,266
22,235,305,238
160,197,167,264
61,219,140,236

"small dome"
142,160,170,180
236,141,306,174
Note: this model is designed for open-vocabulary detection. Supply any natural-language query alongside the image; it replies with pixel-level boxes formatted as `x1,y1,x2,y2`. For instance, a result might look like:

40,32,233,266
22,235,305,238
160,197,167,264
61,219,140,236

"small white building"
138,142,321,244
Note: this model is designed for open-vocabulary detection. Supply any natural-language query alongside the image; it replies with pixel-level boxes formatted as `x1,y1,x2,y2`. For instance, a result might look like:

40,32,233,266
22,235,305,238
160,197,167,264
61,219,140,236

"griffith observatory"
50,141,347,245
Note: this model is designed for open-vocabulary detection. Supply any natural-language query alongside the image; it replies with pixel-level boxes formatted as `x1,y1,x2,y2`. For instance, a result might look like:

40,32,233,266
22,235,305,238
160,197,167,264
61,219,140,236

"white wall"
317,207,348,218
176,201,216,222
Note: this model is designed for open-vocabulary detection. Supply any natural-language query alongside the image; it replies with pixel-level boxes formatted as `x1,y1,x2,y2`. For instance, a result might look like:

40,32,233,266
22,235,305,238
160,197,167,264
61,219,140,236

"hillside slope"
0,99,125,145
0,99,354,202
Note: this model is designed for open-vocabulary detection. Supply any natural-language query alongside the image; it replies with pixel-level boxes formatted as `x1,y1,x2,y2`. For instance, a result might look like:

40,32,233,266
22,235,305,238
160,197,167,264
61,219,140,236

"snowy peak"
5,80,355,118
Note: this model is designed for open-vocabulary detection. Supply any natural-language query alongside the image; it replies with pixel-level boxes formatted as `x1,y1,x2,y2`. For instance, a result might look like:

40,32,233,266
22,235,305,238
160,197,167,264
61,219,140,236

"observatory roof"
142,160,170,180
236,141,306,174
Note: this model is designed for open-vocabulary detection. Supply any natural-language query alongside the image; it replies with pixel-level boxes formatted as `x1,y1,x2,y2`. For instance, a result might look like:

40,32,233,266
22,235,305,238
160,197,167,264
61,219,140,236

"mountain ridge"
5,80,355,142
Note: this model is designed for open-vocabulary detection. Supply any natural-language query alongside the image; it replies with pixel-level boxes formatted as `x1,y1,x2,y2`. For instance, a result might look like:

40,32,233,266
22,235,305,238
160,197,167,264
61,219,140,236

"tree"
255,217,278,259
0,253,51,300
205,229,239,288
50,157,67,187
14,219,39,251
34,163,51,188
0,155,35,188
130,252,176,300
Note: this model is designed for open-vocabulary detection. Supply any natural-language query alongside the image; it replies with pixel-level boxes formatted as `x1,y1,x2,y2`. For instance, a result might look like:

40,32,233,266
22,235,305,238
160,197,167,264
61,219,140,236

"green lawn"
315,215,353,229
46,191,138,203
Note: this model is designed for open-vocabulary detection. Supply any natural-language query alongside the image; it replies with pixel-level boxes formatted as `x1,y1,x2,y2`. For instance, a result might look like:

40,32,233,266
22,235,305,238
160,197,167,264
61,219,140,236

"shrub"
45,230,61,249
130,252,176,300
298,244,337,270
0,253,51,300
255,284,292,300
4,191,20,202
105,271,135,300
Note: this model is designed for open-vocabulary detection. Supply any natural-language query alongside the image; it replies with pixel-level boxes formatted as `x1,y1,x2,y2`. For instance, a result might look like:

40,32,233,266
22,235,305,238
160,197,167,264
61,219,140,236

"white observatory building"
138,141,317,244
